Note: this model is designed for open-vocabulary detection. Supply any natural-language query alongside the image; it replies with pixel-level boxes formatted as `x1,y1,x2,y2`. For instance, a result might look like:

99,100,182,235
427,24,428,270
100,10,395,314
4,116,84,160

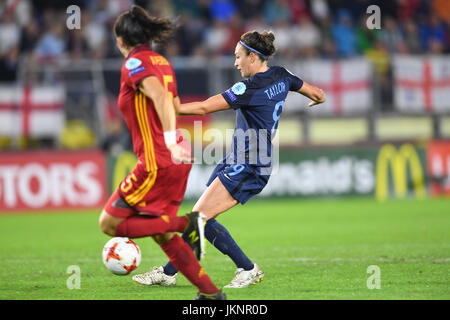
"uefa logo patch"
231,82,246,95
128,66,145,77
125,58,142,70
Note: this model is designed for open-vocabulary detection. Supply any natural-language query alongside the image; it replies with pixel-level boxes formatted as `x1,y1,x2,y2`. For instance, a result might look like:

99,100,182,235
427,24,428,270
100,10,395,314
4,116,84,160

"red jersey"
118,44,178,171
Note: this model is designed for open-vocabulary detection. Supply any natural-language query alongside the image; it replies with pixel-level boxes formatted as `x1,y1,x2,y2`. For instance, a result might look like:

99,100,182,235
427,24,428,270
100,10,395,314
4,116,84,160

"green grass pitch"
0,197,449,300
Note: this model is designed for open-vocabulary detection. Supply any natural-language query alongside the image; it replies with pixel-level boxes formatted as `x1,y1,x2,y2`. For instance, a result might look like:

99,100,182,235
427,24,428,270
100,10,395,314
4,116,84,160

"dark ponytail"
114,5,176,48
240,30,276,61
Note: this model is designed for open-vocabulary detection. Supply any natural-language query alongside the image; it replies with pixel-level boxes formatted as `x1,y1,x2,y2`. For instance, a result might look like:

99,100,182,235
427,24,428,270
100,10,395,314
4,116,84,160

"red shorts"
104,163,192,219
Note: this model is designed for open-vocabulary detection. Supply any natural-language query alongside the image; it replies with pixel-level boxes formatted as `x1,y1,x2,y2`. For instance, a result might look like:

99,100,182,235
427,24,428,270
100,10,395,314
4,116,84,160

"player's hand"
308,100,323,107
168,143,194,164
308,89,326,107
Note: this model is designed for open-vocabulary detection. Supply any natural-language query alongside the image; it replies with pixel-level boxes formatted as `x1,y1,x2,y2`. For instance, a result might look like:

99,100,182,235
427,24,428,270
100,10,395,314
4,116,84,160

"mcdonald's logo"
376,143,426,201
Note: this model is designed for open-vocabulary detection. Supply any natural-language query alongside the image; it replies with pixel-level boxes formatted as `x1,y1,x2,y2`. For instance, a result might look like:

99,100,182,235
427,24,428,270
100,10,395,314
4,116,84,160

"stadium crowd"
1,0,450,82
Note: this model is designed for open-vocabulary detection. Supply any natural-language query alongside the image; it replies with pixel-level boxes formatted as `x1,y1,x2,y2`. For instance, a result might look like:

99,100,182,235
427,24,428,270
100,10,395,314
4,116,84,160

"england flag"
284,58,373,116
0,84,65,138
393,55,450,113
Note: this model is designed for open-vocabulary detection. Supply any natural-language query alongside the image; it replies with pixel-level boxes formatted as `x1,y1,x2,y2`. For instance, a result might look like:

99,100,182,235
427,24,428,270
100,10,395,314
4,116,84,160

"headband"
239,41,269,59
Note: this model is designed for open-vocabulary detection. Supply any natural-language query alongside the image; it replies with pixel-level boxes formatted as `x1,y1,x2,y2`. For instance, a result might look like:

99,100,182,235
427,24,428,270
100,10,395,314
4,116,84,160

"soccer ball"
102,237,141,275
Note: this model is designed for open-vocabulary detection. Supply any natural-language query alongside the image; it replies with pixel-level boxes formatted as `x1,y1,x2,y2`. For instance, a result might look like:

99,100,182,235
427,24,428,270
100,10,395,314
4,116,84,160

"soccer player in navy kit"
133,30,325,288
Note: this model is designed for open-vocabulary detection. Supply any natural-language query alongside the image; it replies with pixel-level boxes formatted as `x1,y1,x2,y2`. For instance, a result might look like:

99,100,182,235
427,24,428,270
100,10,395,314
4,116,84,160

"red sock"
115,215,188,238
161,234,219,295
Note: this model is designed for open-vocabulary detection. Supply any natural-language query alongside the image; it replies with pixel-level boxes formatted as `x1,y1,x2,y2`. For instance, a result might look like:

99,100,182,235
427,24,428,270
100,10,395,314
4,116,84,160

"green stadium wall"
106,141,447,202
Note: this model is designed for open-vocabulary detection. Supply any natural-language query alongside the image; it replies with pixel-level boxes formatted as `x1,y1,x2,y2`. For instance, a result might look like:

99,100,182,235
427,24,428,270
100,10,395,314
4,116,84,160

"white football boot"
224,263,264,288
132,266,177,286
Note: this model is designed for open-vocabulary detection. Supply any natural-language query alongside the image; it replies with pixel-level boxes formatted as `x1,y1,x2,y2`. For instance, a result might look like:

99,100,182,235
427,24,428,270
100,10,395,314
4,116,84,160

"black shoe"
194,289,227,300
182,211,205,261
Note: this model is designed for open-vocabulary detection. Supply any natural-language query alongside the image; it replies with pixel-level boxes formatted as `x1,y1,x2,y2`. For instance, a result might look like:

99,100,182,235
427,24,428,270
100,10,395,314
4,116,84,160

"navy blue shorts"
206,163,270,204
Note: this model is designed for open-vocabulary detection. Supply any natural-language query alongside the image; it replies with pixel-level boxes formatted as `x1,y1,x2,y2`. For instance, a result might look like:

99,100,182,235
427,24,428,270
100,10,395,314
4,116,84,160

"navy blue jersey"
221,66,303,174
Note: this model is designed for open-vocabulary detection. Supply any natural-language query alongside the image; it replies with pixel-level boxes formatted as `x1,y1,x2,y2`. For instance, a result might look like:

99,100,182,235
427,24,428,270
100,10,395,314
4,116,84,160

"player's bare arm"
178,94,231,115
173,95,181,114
139,76,176,132
298,81,326,107
139,76,191,162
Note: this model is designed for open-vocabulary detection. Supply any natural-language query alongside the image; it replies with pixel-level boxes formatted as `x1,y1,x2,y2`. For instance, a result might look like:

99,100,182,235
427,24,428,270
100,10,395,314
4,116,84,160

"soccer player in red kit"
98,5,225,300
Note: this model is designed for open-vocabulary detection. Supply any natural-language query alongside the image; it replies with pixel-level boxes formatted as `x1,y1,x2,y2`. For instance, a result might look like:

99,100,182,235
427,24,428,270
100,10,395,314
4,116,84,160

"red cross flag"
393,55,450,113
285,58,372,116
0,84,65,138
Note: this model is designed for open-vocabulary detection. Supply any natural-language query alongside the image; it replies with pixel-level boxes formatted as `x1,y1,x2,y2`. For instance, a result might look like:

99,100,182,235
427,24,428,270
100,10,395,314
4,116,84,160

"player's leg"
132,163,211,284
100,165,197,238
100,195,205,262
100,191,207,277
101,190,223,297
100,202,223,298
127,164,225,298
139,177,261,287
192,176,239,219
163,218,254,276
99,192,190,237
193,177,264,287
133,175,238,278
194,177,253,272
152,232,225,298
